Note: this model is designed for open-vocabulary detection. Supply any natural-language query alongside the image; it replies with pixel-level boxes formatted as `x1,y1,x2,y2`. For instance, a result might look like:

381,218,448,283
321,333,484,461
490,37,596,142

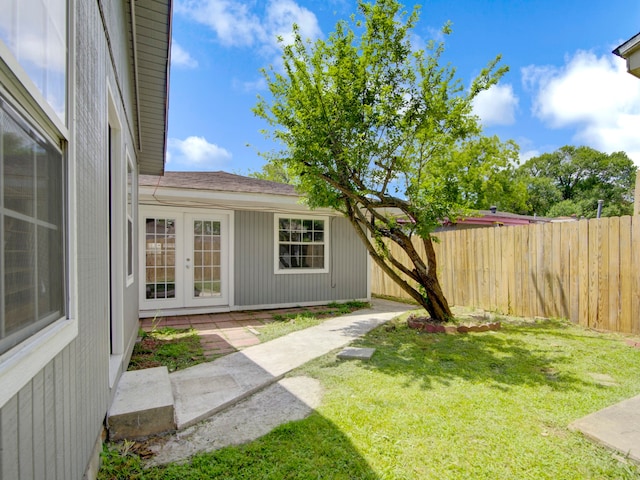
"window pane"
38,224,63,319
3,117,35,217
4,217,36,333
127,219,133,276
36,141,62,224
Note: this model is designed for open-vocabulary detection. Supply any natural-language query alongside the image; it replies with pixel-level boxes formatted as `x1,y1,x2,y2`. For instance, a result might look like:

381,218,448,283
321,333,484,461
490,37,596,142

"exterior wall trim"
0,318,78,408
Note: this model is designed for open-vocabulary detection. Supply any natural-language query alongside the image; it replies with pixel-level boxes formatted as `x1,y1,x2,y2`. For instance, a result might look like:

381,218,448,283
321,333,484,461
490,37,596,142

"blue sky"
166,0,640,174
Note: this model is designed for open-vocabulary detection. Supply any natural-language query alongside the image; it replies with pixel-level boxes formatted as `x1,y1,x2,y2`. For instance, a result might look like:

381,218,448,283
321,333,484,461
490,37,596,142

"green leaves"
518,146,637,218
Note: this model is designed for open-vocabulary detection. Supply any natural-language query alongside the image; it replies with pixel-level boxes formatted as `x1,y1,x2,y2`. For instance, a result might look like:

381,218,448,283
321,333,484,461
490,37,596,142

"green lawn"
100,314,640,479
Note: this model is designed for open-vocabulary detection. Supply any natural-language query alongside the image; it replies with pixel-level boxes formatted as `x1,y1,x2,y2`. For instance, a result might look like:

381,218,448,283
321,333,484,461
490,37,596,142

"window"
126,154,134,283
0,96,65,355
275,215,328,274
0,0,67,122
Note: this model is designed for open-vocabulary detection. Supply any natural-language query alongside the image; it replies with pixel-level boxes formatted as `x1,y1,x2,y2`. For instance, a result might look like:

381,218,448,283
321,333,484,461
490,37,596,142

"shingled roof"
139,171,298,197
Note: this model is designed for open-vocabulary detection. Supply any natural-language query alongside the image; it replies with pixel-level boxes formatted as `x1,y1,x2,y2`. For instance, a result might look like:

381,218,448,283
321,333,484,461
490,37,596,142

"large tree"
254,0,512,322
518,146,636,218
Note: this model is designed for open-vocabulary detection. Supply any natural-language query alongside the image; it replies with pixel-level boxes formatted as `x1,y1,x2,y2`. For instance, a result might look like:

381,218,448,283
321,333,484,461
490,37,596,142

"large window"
0,97,65,355
275,215,328,274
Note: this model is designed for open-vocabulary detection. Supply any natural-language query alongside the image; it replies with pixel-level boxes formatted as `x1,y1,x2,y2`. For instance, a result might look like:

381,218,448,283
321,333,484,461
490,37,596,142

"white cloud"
234,77,268,92
523,51,640,164
167,136,232,170
171,41,198,68
472,83,518,126
176,0,322,52
264,0,322,48
176,0,262,47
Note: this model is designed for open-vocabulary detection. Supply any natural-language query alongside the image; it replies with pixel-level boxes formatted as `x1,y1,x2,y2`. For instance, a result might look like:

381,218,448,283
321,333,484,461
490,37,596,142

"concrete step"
107,366,176,441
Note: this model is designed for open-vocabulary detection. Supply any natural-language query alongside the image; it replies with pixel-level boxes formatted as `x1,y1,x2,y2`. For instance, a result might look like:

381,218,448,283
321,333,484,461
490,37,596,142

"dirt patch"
407,316,501,334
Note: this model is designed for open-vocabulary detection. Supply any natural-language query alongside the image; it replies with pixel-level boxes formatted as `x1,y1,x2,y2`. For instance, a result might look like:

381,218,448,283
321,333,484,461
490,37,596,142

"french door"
140,209,229,311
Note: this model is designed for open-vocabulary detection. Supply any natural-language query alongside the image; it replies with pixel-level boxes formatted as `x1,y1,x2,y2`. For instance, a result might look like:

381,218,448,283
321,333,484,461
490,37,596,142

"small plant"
98,443,145,480
328,300,370,315
129,327,205,372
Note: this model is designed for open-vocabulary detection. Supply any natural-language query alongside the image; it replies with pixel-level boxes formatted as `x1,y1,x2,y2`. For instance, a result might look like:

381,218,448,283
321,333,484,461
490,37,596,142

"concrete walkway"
135,298,414,464
570,394,640,465
169,298,413,430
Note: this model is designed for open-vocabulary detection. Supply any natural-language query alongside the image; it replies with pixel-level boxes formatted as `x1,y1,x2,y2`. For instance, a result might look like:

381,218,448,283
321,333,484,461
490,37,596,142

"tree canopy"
253,0,513,321
517,146,636,218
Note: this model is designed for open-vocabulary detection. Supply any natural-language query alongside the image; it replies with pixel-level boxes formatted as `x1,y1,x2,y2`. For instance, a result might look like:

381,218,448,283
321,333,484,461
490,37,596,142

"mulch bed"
407,316,501,334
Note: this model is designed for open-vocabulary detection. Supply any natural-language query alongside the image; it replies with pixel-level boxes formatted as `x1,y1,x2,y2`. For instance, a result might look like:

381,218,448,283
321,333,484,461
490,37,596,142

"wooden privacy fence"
371,216,640,334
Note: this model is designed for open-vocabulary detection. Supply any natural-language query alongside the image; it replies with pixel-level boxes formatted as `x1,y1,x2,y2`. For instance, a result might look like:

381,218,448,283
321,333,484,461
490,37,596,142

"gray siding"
0,1,141,479
234,211,368,307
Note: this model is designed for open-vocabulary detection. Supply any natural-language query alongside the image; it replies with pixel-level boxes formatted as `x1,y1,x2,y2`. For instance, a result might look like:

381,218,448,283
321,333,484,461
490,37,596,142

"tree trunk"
343,206,452,322
418,235,452,321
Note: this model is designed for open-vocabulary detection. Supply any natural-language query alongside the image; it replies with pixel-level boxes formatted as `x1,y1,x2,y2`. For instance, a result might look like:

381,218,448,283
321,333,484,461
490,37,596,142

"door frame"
139,206,234,315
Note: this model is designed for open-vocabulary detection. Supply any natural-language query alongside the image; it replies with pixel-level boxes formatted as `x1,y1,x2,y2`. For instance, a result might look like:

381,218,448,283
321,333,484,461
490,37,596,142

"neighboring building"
138,171,370,317
0,2,171,479
437,207,550,231
613,33,640,216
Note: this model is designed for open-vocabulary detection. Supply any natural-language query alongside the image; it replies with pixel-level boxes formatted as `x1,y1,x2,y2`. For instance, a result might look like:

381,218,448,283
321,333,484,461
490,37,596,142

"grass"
102,311,640,479
128,327,206,372
257,301,370,342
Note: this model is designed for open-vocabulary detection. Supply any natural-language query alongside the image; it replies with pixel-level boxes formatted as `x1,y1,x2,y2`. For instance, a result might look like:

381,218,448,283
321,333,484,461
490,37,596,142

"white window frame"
0,0,76,409
274,214,329,275
125,151,135,286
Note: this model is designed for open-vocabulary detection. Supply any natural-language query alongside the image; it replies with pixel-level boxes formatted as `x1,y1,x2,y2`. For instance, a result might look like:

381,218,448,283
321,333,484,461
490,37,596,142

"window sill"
275,268,329,275
0,317,78,408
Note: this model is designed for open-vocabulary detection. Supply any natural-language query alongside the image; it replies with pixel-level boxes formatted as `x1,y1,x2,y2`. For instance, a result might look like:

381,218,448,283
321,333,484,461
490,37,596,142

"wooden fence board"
608,217,621,332
568,222,580,324
619,216,632,333
588,220,600,329
578,220,590,327
598,218,610,330
555,222,570,319
633,217,640,334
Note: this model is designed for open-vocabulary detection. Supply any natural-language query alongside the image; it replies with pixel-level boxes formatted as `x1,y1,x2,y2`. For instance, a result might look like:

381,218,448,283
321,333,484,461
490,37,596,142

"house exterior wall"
234,211,369,307
0,1,142,479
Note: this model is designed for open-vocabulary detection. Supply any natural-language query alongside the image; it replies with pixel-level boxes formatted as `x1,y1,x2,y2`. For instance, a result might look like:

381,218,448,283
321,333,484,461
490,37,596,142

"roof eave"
131,0,172,175
613,32,640,79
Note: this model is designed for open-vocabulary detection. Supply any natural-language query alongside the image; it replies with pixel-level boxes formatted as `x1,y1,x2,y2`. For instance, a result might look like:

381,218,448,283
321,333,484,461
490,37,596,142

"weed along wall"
371,216,640,334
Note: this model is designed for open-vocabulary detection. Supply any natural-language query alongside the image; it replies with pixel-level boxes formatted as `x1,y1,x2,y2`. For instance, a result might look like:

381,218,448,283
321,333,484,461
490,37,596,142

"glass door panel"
143,217,180,307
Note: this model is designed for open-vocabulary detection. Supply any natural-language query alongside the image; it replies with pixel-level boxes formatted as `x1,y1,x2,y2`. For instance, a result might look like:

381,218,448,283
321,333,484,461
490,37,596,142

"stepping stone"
589,373,618,387
108,367,175,440
337,347,376,360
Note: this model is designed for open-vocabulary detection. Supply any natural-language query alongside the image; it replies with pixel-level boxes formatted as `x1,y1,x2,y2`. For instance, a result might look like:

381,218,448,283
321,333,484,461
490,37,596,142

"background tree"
248,160,294,184
518,146,636,218
254,0,512,322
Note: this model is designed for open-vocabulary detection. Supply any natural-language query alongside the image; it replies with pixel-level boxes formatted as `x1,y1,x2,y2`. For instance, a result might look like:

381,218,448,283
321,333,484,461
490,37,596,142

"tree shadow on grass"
350,319,601,393
101,413,380,480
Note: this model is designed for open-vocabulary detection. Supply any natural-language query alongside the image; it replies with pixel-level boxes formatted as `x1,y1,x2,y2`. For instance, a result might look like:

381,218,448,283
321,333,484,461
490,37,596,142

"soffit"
130,0,172,175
